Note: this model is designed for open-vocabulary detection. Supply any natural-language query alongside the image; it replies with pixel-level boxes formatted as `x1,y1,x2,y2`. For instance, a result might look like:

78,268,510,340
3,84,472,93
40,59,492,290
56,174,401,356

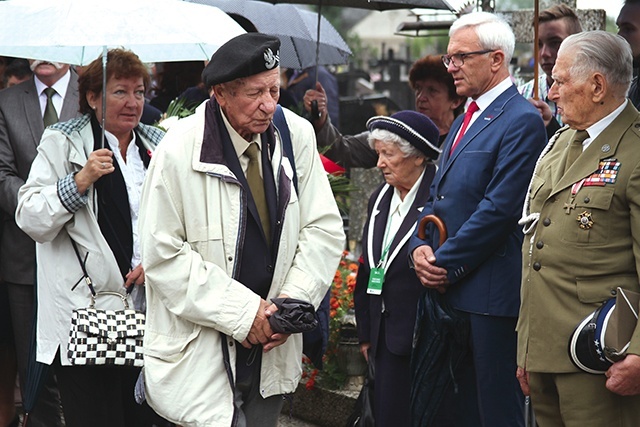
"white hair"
558,31,633,96
367,129,424,159
449,11,515,65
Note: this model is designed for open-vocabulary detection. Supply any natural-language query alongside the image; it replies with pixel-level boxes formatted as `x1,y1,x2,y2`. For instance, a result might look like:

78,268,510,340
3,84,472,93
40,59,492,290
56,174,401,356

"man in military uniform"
517,31,640,426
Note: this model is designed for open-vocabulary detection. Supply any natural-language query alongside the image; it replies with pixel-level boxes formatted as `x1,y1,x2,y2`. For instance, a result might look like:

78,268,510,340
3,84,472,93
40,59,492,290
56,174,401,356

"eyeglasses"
441,49,496,68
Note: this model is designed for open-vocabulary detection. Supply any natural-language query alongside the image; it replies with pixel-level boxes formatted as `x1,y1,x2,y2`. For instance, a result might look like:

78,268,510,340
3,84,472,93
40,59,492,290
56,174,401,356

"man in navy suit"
409,12,547,427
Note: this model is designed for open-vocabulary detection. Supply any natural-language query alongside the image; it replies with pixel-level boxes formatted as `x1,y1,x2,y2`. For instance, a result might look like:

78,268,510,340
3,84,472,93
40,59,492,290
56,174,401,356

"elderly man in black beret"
138,33,345,427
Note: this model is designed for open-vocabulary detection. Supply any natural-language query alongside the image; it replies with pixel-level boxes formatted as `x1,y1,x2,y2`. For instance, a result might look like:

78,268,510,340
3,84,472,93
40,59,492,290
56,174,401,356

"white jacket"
15,115,163,365
139,104,344,427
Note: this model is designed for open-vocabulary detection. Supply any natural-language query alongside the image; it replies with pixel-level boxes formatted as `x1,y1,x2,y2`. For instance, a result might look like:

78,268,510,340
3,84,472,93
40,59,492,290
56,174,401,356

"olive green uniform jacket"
518,101,640,373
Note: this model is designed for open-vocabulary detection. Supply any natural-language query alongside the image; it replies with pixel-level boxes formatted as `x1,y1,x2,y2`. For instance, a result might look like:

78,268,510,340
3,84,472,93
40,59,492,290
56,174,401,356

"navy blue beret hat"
366,110,441,159
569,298,617,374
202,33,280,88
568,287,640,375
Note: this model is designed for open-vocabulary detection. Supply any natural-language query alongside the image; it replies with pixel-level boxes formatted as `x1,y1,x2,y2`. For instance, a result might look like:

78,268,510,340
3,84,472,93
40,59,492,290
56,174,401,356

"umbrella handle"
311,100,321,119
417,214,448,294
417,214,447,247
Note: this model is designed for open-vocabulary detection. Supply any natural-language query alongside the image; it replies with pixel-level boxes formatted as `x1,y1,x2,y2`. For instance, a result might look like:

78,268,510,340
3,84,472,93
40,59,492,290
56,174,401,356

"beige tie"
245,142,270,243
43,87,59,128
564,130,589,173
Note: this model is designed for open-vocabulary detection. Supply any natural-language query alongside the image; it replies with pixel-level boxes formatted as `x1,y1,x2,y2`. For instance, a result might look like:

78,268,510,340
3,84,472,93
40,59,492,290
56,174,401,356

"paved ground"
15,381,321,426
278,413,319,427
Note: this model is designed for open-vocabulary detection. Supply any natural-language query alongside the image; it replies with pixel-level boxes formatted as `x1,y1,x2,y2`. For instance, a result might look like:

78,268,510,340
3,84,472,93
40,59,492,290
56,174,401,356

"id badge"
367,267,384,295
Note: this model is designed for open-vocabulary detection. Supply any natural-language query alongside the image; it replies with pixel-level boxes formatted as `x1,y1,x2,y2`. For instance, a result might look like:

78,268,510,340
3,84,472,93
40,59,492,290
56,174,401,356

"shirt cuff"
57,173,88,213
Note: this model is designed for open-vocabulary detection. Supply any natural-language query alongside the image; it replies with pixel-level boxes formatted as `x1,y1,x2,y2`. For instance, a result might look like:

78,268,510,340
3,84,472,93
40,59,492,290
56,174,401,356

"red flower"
320,154,345,176
301,251,359,389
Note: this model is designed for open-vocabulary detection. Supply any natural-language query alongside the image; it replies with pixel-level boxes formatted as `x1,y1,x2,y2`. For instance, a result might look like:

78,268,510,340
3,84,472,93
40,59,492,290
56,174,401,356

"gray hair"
449,12,515,65
558,31,633,95
368,129,425,159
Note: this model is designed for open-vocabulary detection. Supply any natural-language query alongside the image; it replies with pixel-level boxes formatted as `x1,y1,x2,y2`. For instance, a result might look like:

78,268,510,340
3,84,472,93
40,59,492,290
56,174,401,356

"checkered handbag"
67,291,145,367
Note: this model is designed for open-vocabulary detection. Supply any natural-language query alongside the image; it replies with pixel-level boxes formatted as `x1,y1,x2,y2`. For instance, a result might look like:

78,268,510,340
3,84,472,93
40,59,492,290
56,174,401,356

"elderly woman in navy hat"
353,110,440,427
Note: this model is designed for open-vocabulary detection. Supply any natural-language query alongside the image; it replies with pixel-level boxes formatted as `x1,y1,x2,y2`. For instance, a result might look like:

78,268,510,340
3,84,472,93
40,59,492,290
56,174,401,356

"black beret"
202,33,280,88
366,110,441,159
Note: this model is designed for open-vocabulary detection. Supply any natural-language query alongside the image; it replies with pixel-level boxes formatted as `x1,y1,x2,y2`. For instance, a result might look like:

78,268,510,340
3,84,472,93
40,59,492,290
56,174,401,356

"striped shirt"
518,76,563,126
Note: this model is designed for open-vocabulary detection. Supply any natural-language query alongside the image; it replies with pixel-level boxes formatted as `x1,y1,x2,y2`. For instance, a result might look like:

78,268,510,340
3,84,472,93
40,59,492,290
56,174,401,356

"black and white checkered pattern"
68,307,145,367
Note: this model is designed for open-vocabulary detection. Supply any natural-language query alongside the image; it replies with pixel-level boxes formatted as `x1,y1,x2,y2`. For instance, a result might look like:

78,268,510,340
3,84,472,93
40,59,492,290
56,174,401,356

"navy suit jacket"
408,84,547,317
355,165,435,355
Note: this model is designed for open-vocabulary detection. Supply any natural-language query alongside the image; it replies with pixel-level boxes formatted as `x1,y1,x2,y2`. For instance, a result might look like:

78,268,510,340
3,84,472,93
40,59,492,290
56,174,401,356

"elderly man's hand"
605,354,640,396
516,366,530,396
303,82,328,131
412,245,449,291
262,294,291,352
242,294,292,351
243,299,275,349
527,98,553,127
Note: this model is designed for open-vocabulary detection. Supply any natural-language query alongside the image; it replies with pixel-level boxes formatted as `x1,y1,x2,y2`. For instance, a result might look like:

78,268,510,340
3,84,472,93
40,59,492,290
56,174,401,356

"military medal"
563,200,576,214
576,211,593,230
583,159,620,187
565,179,586,214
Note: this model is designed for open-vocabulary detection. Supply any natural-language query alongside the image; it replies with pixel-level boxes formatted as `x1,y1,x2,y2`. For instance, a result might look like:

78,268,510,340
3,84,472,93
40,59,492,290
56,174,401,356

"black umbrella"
22,277,51,426
255,0,453,116
410,215,470,427
185,0,352,69
268,297,318,333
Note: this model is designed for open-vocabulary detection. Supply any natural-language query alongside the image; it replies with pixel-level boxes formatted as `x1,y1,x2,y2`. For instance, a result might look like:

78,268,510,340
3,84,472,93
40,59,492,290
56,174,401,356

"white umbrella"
0,0,246,65
0,0,246,148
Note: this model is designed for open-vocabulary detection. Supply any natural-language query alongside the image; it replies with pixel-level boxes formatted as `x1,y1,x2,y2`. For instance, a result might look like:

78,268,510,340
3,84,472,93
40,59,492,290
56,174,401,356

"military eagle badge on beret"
264,48,279,70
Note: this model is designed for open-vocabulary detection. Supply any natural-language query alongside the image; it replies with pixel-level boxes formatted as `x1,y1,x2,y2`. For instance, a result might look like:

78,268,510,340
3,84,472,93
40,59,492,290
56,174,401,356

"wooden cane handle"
417,214,448,294
417,214,447,246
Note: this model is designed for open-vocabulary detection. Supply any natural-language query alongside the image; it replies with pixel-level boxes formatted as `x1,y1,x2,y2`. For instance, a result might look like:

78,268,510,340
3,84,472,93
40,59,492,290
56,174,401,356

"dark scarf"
202,97,280,261
203,98,283,382
90,114,151,279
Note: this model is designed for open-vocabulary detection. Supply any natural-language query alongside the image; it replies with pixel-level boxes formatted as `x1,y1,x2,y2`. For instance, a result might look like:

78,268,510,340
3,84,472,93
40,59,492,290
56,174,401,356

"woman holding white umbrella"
15,48,167,427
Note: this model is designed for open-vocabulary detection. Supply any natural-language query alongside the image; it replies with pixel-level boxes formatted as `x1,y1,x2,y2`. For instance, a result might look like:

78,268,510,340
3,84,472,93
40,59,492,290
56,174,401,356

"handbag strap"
70,239,96,296
90,291,130,309
69,239,134,296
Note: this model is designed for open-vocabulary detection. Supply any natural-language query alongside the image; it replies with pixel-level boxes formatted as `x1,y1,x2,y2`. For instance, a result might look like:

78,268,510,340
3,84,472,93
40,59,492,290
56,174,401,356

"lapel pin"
601,144,611,153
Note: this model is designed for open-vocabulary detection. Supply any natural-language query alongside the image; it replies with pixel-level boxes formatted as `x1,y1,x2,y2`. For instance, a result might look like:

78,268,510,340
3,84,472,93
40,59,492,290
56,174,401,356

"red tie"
450,101,479,155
